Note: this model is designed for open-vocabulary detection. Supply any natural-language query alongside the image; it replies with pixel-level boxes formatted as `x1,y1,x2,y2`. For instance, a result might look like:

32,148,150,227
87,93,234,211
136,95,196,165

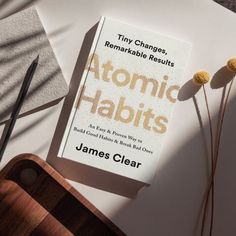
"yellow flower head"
227,58,236,73
192,71,210,85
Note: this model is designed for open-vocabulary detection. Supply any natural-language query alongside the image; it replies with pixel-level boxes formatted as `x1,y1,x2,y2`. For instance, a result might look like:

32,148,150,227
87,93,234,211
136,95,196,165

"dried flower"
192,71,210,85
191,61,235,236
226,58,236,73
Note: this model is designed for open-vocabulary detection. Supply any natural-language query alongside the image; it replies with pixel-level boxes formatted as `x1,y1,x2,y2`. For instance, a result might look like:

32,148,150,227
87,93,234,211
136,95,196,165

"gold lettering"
112,69,130,87
143,108,155,131
97,100,115,118
102,60,113,82
77,86,100,113
133,103,144,127
114,97,134,123
86,53,100,79
130,74,158,96
153,116,168,133
158,75,169,99
166,85,180,103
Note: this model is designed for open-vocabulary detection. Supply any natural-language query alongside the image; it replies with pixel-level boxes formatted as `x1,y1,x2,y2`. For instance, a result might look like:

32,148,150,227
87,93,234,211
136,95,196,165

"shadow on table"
0,1,71,132
111,71,236,235
0,16,70,124
0,0,39,19
0,2,71,161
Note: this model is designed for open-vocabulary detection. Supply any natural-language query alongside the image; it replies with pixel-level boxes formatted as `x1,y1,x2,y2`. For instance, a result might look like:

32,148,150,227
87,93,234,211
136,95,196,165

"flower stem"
200,85,214,236
209,78,234,235
201,77,234,236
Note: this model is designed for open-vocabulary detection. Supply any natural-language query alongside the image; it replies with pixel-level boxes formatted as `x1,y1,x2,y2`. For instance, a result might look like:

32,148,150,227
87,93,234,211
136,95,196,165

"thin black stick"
0,55,39,161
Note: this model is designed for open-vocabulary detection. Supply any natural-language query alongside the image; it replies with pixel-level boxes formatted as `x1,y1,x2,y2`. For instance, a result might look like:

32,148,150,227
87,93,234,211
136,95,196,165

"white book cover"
58,16,191,184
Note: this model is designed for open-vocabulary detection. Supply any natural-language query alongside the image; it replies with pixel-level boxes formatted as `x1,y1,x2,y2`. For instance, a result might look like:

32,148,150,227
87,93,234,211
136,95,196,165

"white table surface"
1,0,236,235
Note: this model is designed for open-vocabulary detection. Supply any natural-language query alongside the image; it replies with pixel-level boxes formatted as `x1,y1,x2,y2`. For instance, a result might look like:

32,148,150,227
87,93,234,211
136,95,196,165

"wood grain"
0,154,126,236
0,180,73,236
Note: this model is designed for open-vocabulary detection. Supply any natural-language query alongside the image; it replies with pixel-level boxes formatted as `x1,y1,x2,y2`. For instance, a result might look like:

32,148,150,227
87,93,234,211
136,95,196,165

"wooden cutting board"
0,154,126,236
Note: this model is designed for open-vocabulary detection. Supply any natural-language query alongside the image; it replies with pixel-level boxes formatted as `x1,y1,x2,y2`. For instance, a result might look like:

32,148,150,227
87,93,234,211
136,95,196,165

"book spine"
58,17,106,157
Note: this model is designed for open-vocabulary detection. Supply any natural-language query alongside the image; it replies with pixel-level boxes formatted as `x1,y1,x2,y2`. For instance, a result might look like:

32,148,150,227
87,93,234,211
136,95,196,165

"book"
58,16,191,184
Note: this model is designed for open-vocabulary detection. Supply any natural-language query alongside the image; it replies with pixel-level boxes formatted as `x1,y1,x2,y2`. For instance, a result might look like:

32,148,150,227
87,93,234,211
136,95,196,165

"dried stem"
209,78,234,235
200,85,214,236
201,77,234,236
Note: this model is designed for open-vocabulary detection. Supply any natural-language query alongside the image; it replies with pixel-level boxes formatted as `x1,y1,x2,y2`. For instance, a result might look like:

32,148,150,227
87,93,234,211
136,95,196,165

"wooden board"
0,154,126,236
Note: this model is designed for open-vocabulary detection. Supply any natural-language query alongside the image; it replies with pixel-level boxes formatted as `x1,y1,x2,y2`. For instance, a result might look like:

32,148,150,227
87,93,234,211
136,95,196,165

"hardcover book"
58,17,191,184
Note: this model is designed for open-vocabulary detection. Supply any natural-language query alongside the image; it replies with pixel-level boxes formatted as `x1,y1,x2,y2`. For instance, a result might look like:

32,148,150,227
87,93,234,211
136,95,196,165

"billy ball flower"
192,71,210,85
227,58,236,73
